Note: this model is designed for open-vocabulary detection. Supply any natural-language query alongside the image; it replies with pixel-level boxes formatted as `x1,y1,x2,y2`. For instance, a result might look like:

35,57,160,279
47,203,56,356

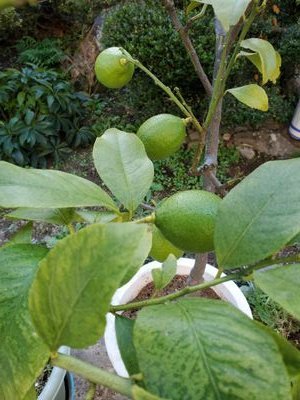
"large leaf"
29,223,151,350
227,84,268,111
215,159,300,268
194,0,251,31
0,161,117,211
240,39,281,84
0,245,49,400
254,264,300,321
6,207,82,225
134,299,291,400
93,129,154,214
115,315,139,376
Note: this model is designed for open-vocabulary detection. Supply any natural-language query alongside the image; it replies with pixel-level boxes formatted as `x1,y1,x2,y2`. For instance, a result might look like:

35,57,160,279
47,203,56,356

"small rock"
237,145,256,160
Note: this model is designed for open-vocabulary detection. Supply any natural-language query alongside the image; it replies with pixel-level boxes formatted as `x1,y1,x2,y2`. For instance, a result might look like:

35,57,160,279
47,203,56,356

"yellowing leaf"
193,0,251,31
227,84,269,111
240,38,281,84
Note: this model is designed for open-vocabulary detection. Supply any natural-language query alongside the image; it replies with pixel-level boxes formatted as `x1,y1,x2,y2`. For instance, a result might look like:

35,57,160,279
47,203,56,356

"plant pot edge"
38,346,73,400
105,257,253,378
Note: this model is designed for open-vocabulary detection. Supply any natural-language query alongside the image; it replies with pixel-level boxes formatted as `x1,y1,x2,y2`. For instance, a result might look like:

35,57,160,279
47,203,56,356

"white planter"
105,258,253,378
38,346,72,400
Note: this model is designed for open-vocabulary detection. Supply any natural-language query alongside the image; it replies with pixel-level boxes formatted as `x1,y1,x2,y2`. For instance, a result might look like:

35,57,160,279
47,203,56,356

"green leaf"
93,129,154,213
116,315,139,376
194,0,251,31
226,84,268,111
6,207,82,225
0,161,117,211
151,254,177,291
0,245,49,400
240,38,281,84
76,210,119,224
134,299,291,400
215,159,300,268
132,385,168,400
254,264,300,321
255,321,300,378
29,223,151,350
292,376,300,400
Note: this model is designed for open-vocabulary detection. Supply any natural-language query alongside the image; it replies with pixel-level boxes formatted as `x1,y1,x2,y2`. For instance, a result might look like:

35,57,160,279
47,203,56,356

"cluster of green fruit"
95,47,221,261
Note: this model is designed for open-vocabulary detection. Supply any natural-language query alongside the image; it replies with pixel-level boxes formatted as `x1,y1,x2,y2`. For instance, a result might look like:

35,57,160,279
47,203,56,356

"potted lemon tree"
1,1,300,399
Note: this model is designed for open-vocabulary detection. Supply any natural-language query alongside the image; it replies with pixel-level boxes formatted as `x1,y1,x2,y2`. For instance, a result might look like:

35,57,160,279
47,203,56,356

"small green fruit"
155,190,221,252
150,225,183,262
95,47,134,89
137,114,186,160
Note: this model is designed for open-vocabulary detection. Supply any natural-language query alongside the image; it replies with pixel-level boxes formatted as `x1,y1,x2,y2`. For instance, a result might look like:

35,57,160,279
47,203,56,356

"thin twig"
163,0,213,97
141,203,155,211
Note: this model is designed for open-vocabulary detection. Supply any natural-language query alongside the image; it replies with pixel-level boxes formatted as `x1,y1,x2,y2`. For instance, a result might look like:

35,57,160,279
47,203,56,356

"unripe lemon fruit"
150,225,183,262
95,47,134,89
137,114,186,160
155,190,221,252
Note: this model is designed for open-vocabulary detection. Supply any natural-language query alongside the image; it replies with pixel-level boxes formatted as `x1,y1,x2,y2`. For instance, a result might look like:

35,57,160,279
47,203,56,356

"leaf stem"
120,48,204,137
68,224,75,235
109,273,240,312
51,353,132,397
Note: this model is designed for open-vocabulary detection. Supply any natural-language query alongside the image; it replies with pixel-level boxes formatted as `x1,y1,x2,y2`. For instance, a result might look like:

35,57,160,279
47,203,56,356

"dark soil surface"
123,275,220,319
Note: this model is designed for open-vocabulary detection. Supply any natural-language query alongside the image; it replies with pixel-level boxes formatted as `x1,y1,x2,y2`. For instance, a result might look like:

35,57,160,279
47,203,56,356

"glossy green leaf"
132,385,167,400
227,84,268,111
134,299,291,400
194,0,251,31
116,315,139,376
254,264,300,320
151,254,177,291
0,161,117,211
0,245,49,400
29,223,151,350
93,129,154,213
240,38,281,84
6,207,82,225
215,159,300,268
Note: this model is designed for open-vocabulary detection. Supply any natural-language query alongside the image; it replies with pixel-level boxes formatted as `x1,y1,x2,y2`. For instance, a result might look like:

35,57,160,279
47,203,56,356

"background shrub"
101,0,298,128
0,66,95,167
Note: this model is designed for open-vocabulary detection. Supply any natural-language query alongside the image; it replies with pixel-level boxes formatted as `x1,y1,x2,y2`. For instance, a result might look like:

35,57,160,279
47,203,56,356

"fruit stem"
183,117,193,125
119,58,129,66
119,48,204,137
134,213,155,224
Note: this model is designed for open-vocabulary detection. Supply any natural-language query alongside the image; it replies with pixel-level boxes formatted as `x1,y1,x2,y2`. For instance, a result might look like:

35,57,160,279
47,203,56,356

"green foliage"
245,285,300,342
0,7,22,41
16,37,65,68
102,0,297,127
215,159,300,268
0,244,49,400
134,299,291,399
0,66,95,167
93,130,154,213
102,0,215,92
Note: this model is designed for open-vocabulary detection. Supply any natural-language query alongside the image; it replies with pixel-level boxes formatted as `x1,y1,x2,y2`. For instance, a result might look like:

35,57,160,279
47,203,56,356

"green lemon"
150,225,183,262
94,47,135,89
137,114,186,160
155,190,221,252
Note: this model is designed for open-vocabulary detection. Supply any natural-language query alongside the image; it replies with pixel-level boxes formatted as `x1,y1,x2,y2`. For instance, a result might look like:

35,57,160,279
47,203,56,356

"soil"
35,364,53,396
123,275,220,319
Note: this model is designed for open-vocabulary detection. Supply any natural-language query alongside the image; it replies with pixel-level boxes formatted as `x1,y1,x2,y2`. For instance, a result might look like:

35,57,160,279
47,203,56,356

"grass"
243,284,300,347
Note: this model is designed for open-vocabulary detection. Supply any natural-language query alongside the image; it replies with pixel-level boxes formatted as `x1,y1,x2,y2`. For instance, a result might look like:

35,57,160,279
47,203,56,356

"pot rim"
105,257,253,378
38,346,70,400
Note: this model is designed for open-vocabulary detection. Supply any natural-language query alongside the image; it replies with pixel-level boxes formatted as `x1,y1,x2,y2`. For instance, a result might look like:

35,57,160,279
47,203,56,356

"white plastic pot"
38,346,73,400
105,257,253,378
